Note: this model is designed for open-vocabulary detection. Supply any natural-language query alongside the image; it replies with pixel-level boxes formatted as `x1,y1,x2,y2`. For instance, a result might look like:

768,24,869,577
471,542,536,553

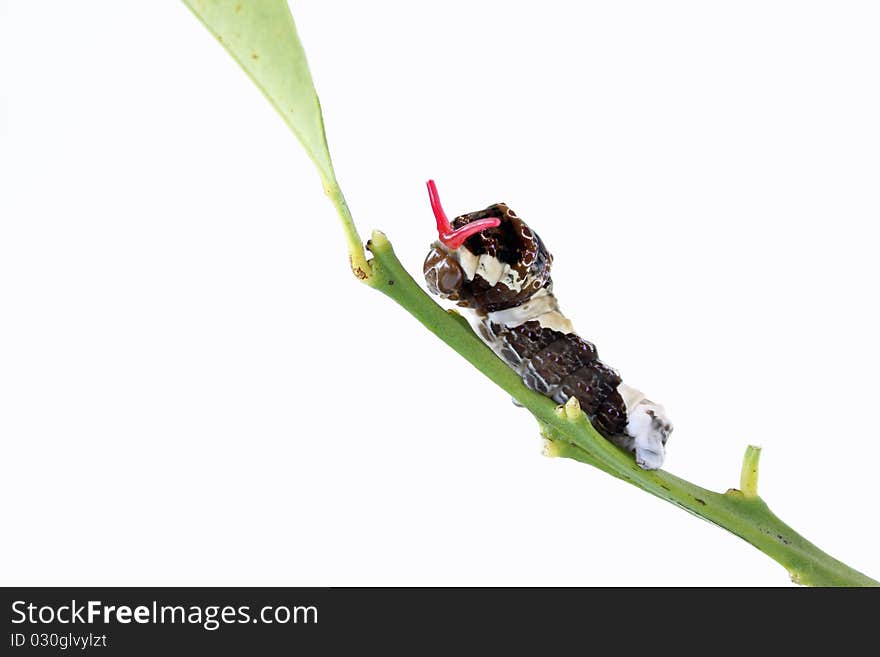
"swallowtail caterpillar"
422,180,673,470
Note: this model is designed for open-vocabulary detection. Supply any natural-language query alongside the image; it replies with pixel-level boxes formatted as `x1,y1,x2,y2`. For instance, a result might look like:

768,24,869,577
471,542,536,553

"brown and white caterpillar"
422,180,673,469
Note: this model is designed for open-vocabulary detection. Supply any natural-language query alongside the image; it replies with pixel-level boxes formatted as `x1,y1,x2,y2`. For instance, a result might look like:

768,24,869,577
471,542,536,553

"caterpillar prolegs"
422,180,673,470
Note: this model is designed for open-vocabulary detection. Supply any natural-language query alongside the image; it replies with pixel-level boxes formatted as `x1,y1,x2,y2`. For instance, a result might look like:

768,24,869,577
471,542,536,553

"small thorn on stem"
740,445,762,499
562,396,582,422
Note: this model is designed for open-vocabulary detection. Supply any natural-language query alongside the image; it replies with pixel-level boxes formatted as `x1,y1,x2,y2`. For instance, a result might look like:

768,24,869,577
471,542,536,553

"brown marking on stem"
350,256,368,280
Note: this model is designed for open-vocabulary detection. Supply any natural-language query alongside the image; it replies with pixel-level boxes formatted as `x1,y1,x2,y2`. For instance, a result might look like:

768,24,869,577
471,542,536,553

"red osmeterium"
426,179,500,250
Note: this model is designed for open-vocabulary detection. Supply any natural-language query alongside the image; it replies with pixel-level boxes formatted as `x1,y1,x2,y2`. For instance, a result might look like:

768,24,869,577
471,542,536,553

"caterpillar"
422,180,673,470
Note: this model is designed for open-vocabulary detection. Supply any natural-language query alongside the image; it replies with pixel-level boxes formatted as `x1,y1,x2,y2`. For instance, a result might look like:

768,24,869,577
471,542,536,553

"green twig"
183,0,878,586
366,233,875,586
324,181,372,283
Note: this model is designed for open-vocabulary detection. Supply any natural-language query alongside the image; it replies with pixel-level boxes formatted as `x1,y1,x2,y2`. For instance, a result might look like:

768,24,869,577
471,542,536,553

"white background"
2,1,878,586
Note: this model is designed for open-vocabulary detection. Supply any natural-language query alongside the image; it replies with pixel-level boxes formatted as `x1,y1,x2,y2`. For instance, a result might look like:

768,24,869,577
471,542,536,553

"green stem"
323,179,371,282
365,230,878,587
181,0,877,587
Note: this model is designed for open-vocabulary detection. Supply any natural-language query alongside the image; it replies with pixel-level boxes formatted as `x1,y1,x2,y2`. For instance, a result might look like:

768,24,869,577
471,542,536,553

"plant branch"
366,232,877,586
183,0,878,586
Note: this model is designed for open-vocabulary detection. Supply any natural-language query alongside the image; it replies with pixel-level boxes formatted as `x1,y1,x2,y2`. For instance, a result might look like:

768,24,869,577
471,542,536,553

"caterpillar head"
422,180,553,313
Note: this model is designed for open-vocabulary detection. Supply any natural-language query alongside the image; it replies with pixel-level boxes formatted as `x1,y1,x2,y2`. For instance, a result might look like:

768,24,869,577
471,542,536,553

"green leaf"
183,0,370,278
183,0,333,181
